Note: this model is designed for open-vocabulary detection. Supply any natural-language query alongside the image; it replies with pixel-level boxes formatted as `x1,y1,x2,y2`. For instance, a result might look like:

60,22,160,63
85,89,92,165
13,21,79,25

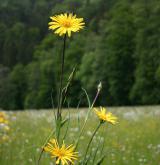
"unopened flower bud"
97,82,102,92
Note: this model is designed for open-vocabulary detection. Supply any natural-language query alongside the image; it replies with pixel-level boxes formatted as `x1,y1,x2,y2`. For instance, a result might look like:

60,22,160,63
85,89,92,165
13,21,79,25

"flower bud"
97,82,102,92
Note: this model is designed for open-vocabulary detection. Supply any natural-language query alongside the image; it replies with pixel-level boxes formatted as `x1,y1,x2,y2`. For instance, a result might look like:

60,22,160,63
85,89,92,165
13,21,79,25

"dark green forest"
0,0,160,110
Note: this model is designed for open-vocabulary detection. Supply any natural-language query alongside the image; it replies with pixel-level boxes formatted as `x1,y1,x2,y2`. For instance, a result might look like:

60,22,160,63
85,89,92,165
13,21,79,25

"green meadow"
0,106,160,165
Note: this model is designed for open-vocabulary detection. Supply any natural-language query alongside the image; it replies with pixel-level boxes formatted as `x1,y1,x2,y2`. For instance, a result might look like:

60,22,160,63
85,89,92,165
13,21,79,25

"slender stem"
62,66,76,105
56,34,67,141
37,129,55,165
83,122,102,164
57,34,67,119
37,34,67,165
75,90,100,149
37,149,44,165
37,35,67,165
91,90,100,108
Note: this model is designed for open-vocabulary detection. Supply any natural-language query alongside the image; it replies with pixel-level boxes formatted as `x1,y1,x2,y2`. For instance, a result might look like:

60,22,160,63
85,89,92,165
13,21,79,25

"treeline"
0,0,160,110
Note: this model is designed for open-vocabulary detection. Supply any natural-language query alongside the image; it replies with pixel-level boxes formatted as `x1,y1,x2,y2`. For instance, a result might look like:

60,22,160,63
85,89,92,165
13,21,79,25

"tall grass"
0,107,160,165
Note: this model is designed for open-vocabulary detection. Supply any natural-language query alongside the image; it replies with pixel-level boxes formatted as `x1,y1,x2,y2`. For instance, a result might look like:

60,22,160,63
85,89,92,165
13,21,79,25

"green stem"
37,129,55,165
37,148,44,165
91,90,100,108
83,122,102,164
75,90,100,149
56,34,67,141
37,34,67,165
57,34,67,119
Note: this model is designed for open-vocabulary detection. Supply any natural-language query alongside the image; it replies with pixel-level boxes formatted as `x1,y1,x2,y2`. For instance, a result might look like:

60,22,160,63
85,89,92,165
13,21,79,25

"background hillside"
0,0,160,110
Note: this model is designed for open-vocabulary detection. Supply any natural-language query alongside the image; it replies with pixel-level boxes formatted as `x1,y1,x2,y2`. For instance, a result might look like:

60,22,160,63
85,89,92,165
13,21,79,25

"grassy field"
0,106,160,165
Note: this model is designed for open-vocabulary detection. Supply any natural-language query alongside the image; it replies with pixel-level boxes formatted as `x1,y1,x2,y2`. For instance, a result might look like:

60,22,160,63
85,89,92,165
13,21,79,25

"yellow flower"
44,138,78,165
94,107,118,124
0,112,8,124
48,13,85,37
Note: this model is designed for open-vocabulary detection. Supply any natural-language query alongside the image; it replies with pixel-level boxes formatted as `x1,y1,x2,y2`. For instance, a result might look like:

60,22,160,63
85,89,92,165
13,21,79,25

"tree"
24,51,56,109
9,64,27,109
0,64,26,110
0,23,7,63
99,1,136,105
3,22,39,67
130,1,160,104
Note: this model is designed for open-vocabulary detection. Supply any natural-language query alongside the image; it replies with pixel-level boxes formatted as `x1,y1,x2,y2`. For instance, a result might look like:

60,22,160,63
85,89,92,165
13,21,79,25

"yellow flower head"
0,112,8,124
94,107,118,124
48,13,85,37
44,138,78,165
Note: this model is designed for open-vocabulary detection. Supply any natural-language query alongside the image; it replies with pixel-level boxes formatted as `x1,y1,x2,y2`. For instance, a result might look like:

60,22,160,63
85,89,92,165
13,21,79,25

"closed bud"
97,82,102,92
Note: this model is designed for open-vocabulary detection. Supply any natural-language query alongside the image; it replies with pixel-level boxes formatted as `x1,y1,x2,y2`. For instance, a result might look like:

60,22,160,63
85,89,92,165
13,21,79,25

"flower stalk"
56,34,67,141
82,122,102,164
57,34,67,119
75,82,102,149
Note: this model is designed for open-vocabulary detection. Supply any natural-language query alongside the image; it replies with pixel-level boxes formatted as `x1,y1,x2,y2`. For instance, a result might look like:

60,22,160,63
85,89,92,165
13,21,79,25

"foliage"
99,1,136,105
130,1,160,104
0,0,160,109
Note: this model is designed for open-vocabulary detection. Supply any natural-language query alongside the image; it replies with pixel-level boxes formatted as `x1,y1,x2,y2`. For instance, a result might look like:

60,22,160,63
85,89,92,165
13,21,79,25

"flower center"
57,150,65,157
63,21,71,28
